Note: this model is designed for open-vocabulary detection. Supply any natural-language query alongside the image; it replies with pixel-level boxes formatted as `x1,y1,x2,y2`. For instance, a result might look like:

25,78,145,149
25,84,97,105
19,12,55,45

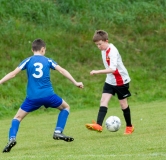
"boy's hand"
90,70,98,75
75,82,84,88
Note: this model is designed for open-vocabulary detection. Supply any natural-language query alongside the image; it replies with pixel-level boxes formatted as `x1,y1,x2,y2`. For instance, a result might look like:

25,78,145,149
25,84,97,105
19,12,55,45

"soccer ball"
105,116,121,132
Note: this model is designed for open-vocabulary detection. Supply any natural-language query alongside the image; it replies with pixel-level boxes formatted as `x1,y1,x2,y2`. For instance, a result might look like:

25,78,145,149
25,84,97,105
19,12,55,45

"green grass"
0,1,166,158
1,101,166,160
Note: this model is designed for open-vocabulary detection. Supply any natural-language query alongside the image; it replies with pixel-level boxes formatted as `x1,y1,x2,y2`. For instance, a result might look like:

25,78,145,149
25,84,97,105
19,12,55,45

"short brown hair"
93,30,108,42
32,39,46,51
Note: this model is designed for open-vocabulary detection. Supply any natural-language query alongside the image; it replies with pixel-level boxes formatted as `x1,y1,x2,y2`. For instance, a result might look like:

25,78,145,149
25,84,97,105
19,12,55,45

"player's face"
95,40,109,51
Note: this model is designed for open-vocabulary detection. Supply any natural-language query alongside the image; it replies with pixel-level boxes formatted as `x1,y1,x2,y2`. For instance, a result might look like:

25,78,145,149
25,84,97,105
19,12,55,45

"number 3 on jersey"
32,62,43,78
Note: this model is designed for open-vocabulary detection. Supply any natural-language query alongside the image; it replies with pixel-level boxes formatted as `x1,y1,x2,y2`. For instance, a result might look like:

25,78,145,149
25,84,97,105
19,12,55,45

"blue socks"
9,119,20,140
8,109,69,139
55,109,69,133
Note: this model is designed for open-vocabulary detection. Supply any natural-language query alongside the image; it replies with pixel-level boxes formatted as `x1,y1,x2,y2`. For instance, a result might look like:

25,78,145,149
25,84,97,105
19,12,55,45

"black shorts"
102,82,131,100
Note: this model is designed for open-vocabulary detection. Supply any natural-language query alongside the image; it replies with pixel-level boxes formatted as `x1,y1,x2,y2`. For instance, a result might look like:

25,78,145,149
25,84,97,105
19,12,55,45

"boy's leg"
9,108,28,139
53,100,74,142
85,93,112,132
9,119,20,140
116,83,134,134
119,99,134,134
55,108,69,132
3,108,28,153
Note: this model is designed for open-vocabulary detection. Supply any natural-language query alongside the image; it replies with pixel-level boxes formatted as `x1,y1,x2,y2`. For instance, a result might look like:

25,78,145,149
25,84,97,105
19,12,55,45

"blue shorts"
21,94,63,112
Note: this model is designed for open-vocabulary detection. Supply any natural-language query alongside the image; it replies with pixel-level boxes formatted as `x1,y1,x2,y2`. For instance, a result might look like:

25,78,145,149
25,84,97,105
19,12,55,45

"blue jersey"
18,55,57,99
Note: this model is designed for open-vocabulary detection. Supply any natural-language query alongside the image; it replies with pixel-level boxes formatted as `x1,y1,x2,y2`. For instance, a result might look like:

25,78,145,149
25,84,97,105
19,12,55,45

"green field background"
0,0,165,118
0,0,166,159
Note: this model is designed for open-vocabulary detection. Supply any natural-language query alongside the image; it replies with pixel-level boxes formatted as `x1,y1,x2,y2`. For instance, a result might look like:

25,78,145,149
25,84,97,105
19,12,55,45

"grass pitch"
1,101,166,160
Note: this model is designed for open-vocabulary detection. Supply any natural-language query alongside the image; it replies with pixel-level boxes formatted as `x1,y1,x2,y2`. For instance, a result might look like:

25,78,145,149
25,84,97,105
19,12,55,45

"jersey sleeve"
48,58,58,70
18,57,31,70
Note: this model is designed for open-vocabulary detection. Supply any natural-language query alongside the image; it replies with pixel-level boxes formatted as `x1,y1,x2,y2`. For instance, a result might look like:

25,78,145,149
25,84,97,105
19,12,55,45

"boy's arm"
54,65,84,88
0,67,21,84
90,68,115,75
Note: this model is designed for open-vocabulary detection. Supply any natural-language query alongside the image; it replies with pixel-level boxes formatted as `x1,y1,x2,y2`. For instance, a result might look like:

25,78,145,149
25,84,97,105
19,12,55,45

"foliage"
0,0,166,117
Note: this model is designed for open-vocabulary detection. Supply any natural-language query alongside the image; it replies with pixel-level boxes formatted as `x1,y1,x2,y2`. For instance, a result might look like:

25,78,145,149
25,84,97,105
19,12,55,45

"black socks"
97,106,108,126
96,106,132,127
122,106,132,127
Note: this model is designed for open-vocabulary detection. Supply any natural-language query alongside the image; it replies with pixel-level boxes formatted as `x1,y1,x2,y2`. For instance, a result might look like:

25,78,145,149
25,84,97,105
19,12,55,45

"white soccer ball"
105,116,121,132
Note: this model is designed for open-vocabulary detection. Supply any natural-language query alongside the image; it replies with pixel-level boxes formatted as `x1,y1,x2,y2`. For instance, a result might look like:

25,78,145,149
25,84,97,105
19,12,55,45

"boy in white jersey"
85,30,134,134
1,39,84,153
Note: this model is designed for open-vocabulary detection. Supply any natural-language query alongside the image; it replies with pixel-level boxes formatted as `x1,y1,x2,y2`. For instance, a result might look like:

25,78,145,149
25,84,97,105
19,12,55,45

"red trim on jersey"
113,69,124,86
106,48,110,66
106,47,123,86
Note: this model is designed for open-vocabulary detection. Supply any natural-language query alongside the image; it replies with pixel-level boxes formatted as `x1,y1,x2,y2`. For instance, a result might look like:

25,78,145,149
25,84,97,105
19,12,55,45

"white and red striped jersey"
101,43,131,86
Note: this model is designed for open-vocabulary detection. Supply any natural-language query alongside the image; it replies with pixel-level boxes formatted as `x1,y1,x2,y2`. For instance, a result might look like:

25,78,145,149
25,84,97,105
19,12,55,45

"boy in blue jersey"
0,39,84,153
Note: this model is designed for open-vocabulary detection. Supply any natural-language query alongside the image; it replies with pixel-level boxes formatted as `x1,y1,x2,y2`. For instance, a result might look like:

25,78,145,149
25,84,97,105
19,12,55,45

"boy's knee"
58,102,70,110
119,102,128,109
65,104,70,110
